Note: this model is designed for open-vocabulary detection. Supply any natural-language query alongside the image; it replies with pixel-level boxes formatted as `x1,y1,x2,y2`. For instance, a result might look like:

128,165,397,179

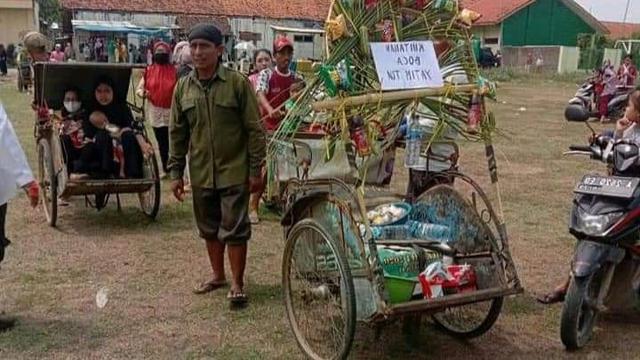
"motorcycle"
561,122,640,350
565,76,630,122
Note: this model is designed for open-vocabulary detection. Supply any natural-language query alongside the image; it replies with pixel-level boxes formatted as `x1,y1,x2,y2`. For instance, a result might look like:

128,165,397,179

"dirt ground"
1,72,639,359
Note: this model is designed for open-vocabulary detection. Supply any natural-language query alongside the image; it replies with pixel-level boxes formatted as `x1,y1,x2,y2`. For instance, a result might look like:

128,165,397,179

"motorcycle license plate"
574,175,640,198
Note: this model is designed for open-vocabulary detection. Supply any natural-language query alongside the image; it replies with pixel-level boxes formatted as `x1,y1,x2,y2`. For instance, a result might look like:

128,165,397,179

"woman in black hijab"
76,76,152,179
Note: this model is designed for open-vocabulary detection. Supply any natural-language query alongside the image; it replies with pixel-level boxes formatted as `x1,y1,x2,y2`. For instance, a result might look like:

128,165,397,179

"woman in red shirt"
136,41,177,176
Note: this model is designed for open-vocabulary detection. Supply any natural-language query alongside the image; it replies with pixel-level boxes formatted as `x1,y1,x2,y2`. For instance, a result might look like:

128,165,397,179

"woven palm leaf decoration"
268,0,493,180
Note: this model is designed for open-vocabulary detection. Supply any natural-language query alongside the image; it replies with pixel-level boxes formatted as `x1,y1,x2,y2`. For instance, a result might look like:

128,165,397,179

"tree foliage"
38,0,61,25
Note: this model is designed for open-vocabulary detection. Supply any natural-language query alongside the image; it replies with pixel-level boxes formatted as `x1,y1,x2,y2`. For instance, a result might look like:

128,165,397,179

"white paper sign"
370,41,444,91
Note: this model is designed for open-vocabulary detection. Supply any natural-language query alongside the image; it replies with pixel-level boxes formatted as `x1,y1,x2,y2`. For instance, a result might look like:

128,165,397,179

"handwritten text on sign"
370,41,444,91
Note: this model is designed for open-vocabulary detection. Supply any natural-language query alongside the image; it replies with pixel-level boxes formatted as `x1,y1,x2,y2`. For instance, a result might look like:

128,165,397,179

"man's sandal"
227,291,248,308
193,280,228,295
536,289,566,305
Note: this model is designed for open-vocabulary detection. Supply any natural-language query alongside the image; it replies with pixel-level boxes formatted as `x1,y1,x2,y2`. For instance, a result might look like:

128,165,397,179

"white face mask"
64,101,81,113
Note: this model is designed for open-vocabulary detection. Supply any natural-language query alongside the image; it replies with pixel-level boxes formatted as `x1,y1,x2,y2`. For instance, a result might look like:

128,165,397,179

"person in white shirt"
0,104,39,258
0,102,39,330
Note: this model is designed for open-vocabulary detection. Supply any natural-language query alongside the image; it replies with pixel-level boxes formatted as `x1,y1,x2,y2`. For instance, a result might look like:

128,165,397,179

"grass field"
1,71,639,359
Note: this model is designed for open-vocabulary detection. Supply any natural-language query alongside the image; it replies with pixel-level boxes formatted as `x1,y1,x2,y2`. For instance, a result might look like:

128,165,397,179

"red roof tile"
460,0,534,26
602,21,640,40
60,0,332,21
176,15,231,34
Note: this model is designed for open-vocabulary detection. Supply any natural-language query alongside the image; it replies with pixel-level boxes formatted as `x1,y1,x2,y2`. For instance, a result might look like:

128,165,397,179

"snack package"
365,0,378,10
419,263,477,298
419,261,449,299
318,58,353,97
381,19,395,42
442,264,478,294
326,14,349,42
467,90,483,135
477,76,497,100
378,246,421,278
458,8,482,27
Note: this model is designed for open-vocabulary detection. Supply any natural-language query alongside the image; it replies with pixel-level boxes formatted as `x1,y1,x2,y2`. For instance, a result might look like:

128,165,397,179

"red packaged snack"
419,262,478,299
442,264,478,294
467,91,483,135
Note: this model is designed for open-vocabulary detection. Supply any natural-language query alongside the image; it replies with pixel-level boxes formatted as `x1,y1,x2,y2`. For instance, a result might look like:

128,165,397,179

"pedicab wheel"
37,138,57,227
138,154,161,219
283,219,356,360
560,270,604,351
431,297,504,339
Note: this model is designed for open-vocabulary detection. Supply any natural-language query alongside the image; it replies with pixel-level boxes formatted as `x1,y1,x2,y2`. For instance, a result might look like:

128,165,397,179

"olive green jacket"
168,66,266,189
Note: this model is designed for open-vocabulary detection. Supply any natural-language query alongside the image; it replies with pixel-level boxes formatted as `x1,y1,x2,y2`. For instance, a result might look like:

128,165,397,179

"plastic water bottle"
405,115,423,168
371,225,411,240
408,221,451,243
370,226,383,240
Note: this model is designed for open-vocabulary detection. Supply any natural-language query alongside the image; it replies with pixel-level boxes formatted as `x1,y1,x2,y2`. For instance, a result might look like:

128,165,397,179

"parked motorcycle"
561,122,640,350
565,76,630,122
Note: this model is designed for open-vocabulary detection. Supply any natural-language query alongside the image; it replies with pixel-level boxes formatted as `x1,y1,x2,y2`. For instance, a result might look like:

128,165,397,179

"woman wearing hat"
136,41,178,177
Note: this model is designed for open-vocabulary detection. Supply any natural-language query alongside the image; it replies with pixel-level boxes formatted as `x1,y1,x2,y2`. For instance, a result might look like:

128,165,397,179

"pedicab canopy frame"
269,1,523,359
32,62,161,227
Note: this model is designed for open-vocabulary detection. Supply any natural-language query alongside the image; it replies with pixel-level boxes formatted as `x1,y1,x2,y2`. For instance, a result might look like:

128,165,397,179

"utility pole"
623,0,632,24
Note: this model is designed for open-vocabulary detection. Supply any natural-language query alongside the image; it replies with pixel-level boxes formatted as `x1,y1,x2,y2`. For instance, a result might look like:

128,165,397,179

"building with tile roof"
602,21,640,40
461,0,608,51
60,0,331,60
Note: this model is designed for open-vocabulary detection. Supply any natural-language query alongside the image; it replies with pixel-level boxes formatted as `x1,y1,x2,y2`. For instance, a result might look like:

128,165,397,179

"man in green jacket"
169,24,266,307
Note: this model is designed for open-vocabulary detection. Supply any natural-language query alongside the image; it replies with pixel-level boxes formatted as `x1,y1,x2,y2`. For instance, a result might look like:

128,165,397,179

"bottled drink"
408,220,451,243
405,114,423,168
371,225,411,240
467,90,483,135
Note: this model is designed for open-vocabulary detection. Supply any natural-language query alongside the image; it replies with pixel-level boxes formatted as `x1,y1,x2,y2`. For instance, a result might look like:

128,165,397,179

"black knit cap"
188,23,223,46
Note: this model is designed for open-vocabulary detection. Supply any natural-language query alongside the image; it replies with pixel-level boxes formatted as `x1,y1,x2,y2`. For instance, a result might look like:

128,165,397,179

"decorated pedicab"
33,63,161,227
266,1,524,359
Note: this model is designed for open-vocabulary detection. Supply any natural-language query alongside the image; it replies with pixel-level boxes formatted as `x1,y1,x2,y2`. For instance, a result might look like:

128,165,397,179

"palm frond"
268,0,495,162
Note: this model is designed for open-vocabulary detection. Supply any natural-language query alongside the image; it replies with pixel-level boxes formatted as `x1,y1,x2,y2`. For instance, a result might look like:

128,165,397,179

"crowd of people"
594,55,638,123
49,37,181,65
1,25,311,314
3,23,640,341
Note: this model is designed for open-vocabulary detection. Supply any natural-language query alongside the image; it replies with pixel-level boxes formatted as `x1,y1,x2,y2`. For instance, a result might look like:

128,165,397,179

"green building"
464,0,608,51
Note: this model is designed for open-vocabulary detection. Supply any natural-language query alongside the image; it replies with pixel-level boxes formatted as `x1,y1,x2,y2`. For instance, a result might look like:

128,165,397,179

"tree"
38,0,61,25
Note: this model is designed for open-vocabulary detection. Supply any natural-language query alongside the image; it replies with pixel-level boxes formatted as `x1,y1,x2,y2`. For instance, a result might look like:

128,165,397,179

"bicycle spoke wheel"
139,154,160,219
432,297,503,339
283,219,356,360
38,139,57,227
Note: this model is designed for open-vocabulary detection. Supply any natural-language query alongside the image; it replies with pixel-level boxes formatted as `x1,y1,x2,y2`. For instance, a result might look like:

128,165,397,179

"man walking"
169,24,266,307
0,102,39,331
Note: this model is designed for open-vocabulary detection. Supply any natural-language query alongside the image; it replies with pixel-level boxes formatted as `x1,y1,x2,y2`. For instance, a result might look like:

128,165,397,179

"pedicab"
32,62,161,227
268,1,523,359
